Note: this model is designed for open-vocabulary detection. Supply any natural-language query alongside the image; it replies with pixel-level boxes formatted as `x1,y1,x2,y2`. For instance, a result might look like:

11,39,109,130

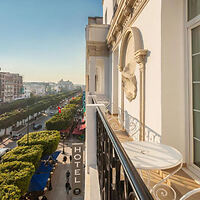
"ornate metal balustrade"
93,94,160,143
96,106,153,200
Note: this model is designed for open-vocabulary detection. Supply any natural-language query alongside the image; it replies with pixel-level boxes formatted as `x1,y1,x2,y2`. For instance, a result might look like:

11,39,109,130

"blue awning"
41,151,61,161
29,173,50,192
29,151,61,192
52,151,60,161
35,162,53,174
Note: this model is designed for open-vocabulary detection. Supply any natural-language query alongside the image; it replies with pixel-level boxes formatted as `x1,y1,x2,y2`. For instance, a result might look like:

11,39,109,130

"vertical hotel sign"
72,143,83,199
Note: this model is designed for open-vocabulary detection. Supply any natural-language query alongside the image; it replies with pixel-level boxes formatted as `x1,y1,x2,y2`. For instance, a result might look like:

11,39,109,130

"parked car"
0,148,10,159
33,124,42,130
12,133,22,141
49,112,54,116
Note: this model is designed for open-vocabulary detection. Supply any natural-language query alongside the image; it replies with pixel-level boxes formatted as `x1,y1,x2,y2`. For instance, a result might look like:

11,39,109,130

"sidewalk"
45,142,73,200
45,137,85,200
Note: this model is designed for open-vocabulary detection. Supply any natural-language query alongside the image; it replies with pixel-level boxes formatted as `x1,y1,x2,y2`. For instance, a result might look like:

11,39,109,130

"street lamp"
61,133,65,154
27,104,30,145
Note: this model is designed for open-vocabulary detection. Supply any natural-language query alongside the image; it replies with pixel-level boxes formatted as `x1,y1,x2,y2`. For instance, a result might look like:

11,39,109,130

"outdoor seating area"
104,110,200,199
72,117,85,140
28,151,61,199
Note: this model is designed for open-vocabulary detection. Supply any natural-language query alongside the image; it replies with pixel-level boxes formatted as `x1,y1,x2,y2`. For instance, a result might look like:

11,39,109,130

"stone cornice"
86,41,109,57
106,0,149,50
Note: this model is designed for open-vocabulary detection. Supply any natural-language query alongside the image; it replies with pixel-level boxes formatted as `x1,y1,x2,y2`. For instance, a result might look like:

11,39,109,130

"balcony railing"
96,105,153,200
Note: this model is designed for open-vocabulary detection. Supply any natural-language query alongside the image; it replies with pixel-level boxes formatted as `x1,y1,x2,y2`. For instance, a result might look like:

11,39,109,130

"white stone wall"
116,0,162,140
103,0,114,25
161,0,186,160
111,0,186,161
86,25,109,42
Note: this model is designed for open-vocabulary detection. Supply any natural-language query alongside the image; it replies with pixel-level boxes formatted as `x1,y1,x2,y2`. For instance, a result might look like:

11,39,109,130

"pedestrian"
41,196,48,200
63,155,67,163
66,170,70,179
70,155,72,162
65,182,71,194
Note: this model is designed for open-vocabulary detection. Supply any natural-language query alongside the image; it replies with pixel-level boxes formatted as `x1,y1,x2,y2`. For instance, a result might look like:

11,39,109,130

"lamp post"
27,104,30,145
62,135,65,154
62,133,65,154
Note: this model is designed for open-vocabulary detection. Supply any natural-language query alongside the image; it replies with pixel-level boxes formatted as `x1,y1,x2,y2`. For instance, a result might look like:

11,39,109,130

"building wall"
103,0,114,25
107,0,186,160
0,72,23,102
161,0,186,160
86,25,109,42
115,0,162,139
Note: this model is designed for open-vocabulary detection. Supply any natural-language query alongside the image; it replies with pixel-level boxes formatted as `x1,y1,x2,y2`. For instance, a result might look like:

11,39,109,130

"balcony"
85,95,200,200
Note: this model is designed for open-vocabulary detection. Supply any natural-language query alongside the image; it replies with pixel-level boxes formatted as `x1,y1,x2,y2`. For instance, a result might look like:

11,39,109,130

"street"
0,108,57,149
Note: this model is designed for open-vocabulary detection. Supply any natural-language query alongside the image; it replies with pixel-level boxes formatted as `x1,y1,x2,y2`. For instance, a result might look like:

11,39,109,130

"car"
0,148,11,159
33,124,42,130
49,112,54,116
12,133,22,141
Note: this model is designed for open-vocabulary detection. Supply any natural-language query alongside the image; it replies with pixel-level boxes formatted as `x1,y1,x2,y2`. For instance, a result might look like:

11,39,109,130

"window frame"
186,0,200,173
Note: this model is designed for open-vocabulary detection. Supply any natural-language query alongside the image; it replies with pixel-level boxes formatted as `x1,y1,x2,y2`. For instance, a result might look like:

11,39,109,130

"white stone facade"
85,0,200,190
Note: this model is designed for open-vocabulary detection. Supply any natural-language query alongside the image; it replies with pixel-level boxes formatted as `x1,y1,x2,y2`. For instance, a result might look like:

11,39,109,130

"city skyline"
0,0,102,84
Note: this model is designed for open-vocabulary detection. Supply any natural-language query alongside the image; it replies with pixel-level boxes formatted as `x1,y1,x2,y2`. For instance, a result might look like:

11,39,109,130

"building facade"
23,82,47,96
58,79,74,91
85,0,200,199
0,72,23,102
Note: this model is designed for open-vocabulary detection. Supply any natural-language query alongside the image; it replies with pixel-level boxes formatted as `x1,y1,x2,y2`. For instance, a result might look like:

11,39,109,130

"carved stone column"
135,49,148,141
118,65,125,128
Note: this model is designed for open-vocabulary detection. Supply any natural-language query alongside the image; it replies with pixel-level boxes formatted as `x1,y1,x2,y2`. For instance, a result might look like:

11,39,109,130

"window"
188,0,200,20
192,25,200,168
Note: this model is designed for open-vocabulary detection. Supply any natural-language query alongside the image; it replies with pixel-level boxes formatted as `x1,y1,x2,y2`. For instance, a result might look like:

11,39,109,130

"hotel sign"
72,143,83,200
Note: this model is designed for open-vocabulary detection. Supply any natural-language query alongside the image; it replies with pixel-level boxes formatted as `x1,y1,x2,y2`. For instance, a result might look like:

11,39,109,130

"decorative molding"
118,27,144,103
86,41,109,57
121,64,137,102
106,0,149,50
135,49,148,72
118,65,123,72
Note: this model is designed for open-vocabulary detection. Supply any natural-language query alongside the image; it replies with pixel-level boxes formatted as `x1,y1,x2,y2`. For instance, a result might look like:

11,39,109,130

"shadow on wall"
123,109,161,143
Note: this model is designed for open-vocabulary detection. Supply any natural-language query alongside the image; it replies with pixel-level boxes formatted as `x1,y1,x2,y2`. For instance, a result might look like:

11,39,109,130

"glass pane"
193,84,200,110
193,111,200,140
192,26,200,54
192,54,200,81
188,0,200,20
194,139,200,167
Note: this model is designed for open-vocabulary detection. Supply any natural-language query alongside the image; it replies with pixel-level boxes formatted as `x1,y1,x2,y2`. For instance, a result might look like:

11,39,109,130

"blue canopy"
52,151,61,161
29,151,61,192
41,151,61,161
35,162,53,174
29,173,50,192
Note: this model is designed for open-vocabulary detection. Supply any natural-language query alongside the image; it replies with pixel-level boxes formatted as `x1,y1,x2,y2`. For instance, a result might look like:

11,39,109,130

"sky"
0,0,102,84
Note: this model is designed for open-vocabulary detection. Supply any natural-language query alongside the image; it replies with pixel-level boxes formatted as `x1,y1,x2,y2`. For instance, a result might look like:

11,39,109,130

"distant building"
0,72,23,102
48,82,61,94
58,79,74,91
23,82,47,96
74,84,85,90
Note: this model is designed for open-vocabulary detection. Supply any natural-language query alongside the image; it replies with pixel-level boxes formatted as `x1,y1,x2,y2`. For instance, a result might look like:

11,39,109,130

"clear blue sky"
0,0,102,84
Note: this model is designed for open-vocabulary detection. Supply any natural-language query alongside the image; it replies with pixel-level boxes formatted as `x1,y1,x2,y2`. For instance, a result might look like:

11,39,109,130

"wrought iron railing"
96,105,153,200
93,94,160,143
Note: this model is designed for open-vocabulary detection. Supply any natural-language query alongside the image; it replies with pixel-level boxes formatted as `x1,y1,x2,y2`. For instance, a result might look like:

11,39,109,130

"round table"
122,141,183,170
122,141,183,200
